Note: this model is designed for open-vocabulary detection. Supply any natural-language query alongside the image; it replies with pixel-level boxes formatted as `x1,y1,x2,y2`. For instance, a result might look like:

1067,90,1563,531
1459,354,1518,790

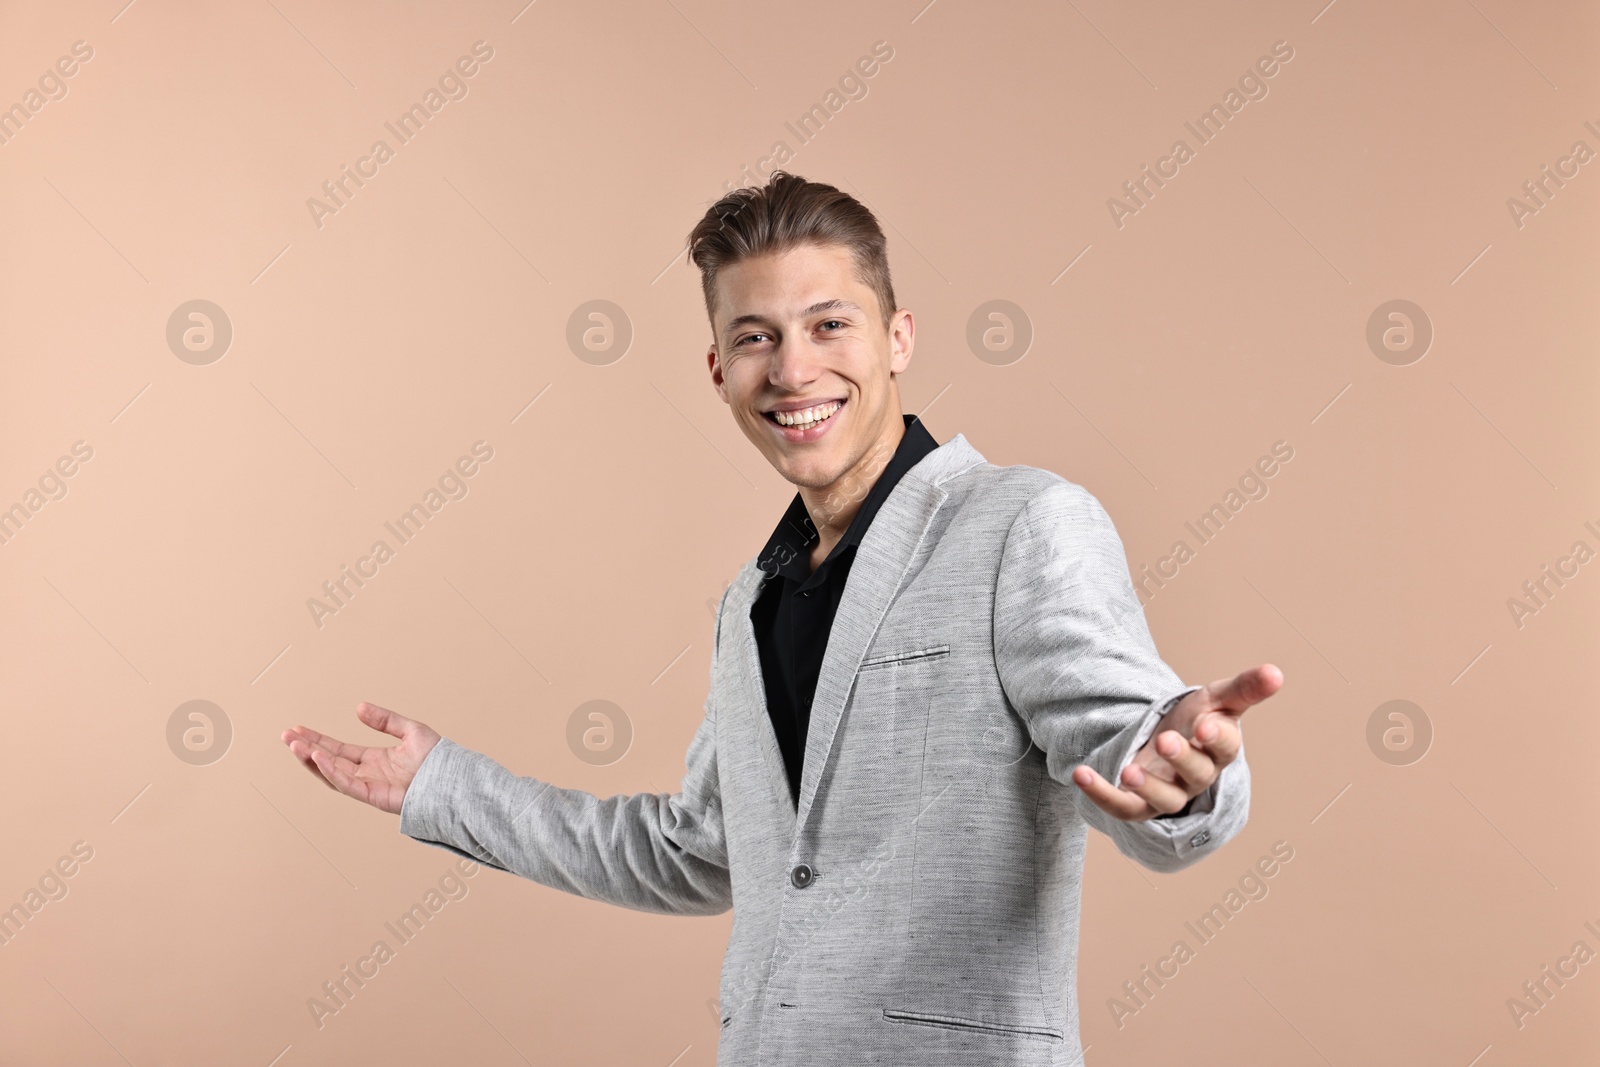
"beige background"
2,0,1596,1063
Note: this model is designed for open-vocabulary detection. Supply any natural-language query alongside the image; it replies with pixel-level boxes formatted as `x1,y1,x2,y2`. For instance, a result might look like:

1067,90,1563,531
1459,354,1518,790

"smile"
763,399,845,441
766,400,842,428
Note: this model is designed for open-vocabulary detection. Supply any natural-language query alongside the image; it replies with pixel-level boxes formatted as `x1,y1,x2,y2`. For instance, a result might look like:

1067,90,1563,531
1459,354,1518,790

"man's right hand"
281,702,442,815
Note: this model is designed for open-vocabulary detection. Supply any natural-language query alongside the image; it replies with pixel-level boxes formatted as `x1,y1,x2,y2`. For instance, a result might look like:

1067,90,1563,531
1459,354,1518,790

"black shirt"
751,413,940,807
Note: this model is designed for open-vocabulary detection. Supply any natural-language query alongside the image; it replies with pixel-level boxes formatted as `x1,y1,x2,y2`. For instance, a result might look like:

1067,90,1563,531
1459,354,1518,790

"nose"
767,334,822,394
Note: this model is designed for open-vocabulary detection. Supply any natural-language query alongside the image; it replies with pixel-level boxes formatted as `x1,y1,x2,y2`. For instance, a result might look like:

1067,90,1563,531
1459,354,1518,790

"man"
283,171,1281,1065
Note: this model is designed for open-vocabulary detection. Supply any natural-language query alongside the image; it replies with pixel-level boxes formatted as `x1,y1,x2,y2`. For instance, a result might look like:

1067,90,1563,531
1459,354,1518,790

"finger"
285,728,367,772
357,702,419,742
1071,765,1155,821
284,724,370,764
1131,746,1181,785
1134,754,1180,785
1153,729,1218,795
285,738,338,792
1204,663,1284,714
1192,713,1242,767
1118,760,1193,815
310,747,374,806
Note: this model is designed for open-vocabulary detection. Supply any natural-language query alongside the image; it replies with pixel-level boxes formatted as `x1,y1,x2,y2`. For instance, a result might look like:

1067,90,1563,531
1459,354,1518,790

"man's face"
706,241,913,495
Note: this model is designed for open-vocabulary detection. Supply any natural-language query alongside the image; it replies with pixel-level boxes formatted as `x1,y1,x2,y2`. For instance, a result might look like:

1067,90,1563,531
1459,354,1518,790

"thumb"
357,701,416,741
1210,664,1284,712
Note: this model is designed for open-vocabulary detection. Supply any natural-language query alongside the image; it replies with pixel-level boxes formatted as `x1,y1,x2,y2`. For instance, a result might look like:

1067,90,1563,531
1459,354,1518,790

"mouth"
762,398,845,442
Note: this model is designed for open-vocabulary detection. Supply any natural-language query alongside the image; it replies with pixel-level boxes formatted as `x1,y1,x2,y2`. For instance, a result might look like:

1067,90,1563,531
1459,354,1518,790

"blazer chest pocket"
856,643,951,673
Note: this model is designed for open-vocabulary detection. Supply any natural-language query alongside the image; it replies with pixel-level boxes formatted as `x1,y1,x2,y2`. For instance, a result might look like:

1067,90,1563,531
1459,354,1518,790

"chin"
778,456,841,490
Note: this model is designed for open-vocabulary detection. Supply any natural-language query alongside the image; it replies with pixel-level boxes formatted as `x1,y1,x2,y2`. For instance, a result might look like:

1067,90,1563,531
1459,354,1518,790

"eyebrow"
721,298,862,340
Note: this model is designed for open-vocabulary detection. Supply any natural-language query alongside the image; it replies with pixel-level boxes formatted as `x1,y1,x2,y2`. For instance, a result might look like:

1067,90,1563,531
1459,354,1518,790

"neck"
799,413,905,569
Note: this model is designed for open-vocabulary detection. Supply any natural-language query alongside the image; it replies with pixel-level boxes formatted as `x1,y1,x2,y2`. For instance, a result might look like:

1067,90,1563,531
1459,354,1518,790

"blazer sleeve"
993,478,1250,873
396,604,733,916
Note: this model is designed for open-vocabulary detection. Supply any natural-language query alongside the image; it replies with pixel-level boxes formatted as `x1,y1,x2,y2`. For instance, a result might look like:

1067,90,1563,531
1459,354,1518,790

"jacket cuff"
397,737,504,869
1103,686,1249,870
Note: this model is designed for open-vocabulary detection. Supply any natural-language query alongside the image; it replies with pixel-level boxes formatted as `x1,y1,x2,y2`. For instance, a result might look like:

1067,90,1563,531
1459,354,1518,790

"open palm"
281,702,441,814
1073,663,1282,821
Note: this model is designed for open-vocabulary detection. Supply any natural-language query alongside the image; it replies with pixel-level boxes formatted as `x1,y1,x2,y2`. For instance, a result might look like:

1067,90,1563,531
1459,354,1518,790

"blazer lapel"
795,434,982,834
722,433,987,843
728,556,802,830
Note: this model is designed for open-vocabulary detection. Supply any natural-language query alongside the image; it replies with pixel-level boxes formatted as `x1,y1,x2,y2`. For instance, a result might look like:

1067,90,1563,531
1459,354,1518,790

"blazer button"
790,863,814,888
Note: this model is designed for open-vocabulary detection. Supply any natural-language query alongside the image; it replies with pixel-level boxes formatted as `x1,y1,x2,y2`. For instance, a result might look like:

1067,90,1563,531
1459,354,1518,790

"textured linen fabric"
399,431,1250,1066
750,412,940,807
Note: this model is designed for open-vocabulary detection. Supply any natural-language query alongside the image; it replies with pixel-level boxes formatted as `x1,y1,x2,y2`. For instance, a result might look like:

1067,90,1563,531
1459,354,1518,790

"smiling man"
283,171,1281,1066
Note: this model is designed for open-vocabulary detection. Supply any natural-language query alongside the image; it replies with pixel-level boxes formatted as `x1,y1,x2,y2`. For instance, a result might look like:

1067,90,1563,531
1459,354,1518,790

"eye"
735,332,770,348
819,319,846,331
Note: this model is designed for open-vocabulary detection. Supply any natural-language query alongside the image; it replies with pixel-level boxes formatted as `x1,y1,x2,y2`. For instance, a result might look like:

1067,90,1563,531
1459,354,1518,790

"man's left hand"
1071,664,1282,822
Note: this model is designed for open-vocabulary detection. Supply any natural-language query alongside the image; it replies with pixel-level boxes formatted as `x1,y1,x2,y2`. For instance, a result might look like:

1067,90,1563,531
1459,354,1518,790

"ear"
707,346,729,402
888,308,914,375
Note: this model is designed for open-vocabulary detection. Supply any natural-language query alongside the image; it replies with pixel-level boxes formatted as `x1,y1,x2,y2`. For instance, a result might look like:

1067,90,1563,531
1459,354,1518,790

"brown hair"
686,171,898,339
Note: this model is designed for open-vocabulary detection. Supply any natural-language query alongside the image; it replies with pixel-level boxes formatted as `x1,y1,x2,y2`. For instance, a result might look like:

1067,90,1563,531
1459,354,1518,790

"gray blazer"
399,431,1250,1066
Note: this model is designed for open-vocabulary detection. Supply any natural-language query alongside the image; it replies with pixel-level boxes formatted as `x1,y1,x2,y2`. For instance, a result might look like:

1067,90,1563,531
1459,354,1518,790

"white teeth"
772,400,842,428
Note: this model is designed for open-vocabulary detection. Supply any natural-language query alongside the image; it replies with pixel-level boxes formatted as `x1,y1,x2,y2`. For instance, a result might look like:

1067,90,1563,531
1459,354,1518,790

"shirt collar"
756,413,940,583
